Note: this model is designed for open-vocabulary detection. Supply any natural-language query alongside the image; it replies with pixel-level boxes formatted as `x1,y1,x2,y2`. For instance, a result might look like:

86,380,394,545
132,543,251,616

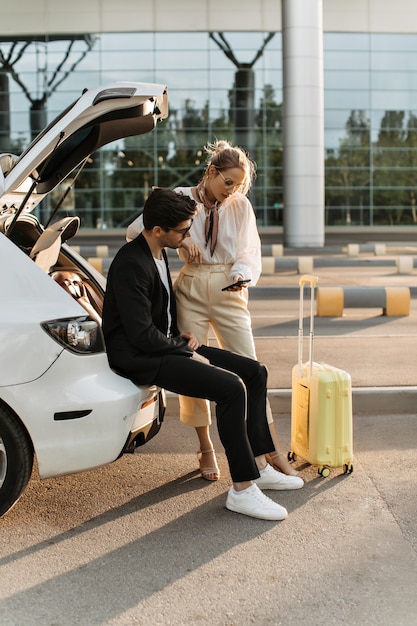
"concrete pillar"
0,72,11,153
233,66,255,155
30,99,47,140
282,0,324,247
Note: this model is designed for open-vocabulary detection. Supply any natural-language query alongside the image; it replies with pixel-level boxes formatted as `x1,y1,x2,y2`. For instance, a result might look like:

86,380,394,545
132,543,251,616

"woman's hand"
181,239,203,263
181,331,200,350
227,274,248,291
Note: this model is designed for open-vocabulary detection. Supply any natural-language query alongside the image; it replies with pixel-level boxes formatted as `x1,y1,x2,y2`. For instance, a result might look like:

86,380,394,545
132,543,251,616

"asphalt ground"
0,234,416,625
166,241,417,414
0,410,416,625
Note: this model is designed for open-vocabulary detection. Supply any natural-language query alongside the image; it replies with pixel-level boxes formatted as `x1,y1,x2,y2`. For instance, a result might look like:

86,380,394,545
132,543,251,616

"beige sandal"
266,451,299,477
197,448,220,481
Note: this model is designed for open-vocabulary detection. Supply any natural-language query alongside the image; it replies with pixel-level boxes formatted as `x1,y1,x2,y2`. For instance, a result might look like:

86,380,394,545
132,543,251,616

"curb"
268,386,417,414
164,386,417,416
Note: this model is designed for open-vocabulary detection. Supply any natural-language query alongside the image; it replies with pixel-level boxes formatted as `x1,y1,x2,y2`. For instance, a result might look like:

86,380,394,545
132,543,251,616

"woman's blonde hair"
202,139,256,195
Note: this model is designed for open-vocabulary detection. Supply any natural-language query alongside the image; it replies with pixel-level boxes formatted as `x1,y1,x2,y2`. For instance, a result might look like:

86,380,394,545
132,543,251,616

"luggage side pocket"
295,382,310,450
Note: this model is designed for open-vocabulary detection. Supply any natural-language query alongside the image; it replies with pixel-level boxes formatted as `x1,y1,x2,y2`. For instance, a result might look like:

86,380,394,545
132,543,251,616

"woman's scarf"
196,180,219,256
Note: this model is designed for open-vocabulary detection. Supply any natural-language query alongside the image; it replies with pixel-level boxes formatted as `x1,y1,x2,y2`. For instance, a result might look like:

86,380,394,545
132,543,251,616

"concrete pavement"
0,408,416,625
1,232,414,625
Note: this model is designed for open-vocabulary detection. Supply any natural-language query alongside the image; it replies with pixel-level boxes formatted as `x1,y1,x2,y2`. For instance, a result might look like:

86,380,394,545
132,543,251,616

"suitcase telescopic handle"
299,275,318,288
298,275,319,379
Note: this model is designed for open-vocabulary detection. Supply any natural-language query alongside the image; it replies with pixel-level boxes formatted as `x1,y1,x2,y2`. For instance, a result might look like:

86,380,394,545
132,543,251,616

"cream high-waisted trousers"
174,263,273,426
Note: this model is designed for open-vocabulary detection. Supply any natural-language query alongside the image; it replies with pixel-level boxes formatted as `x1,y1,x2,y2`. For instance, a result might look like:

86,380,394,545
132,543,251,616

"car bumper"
1,351,161,478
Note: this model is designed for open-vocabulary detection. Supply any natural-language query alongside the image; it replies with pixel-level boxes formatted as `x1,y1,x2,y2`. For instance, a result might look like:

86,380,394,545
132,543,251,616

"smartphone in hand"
221,279,251,291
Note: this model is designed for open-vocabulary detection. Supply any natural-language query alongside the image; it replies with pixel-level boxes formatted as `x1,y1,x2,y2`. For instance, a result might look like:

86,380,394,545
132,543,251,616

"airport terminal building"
1,0,417,246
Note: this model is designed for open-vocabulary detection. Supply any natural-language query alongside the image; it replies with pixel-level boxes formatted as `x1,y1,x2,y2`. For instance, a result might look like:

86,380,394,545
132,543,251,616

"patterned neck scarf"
196,180,219,256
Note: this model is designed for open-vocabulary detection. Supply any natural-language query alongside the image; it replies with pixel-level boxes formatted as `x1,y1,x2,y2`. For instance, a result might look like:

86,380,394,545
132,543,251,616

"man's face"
160,219,193,249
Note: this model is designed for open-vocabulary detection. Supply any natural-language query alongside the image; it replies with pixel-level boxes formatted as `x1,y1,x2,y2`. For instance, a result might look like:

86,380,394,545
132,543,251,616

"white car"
0,82,168,516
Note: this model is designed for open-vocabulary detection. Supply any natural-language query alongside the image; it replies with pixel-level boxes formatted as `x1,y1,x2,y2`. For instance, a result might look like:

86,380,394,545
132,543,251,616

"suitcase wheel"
288,451,297,462
318,466,331,477
343,463,353,474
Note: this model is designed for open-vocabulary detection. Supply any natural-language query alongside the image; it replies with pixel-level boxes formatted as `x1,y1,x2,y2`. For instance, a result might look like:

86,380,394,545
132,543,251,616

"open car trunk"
0,81,168,322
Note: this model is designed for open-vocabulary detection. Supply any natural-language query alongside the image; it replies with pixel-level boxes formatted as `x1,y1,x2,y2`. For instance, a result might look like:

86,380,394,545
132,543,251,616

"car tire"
0,404,33,517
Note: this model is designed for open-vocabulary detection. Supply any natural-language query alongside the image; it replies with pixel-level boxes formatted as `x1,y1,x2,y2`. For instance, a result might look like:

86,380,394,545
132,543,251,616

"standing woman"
126,139,301,485
172,140,300,484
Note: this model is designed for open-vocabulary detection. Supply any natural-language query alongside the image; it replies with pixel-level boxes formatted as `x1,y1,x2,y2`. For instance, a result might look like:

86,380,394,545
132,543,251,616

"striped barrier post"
346,243,386,256
316,286,410,317
397,256,414,274
261,244,284,257
261,256,313,275
71,245,109,258
88,257,113,275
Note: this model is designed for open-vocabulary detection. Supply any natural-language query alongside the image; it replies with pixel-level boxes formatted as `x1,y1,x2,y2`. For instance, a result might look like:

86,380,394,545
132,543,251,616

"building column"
0,72,11,153
282,0,324,247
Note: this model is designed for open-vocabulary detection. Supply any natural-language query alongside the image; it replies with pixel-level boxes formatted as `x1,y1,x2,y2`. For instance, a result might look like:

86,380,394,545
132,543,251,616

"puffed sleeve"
229,196,262,285
126,213,143,242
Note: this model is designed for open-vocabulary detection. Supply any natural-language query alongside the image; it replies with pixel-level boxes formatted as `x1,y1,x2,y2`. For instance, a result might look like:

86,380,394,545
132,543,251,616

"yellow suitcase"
289,275,353,476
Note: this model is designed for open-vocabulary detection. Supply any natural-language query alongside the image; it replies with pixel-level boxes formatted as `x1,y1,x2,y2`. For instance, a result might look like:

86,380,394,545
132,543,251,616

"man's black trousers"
152,345,275,483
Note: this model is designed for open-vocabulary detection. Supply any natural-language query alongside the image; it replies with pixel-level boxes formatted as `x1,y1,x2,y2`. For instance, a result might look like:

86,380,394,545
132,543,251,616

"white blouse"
126,186,262,285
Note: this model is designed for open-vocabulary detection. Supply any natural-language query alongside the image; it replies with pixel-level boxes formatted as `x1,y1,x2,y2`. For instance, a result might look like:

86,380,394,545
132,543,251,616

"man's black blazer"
102,233,192,385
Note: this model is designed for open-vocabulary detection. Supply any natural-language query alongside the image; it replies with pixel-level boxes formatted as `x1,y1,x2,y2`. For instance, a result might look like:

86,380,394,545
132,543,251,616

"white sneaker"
226,483,288,521
255,463,304,490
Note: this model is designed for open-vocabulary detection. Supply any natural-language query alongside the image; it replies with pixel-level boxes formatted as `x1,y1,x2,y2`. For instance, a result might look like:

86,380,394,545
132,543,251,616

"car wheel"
0,404,33,517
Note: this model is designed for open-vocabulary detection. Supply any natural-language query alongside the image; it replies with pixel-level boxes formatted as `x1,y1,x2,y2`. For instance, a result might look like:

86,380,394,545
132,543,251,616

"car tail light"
41,316,105,354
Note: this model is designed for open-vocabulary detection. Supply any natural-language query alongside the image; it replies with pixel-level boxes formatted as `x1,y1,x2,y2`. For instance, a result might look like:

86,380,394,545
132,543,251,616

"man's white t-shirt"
153,256,172,335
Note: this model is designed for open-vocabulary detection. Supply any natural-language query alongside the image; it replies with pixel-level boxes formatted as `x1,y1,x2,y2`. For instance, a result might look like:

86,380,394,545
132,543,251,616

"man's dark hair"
142,188,196,230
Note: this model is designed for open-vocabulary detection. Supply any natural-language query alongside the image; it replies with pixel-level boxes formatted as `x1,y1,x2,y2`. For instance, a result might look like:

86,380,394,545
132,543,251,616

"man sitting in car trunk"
102,188,301,521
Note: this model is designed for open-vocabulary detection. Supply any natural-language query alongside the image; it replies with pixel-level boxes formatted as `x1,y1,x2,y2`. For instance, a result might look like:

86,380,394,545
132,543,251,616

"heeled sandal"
265,451,299,477
197,448,220,481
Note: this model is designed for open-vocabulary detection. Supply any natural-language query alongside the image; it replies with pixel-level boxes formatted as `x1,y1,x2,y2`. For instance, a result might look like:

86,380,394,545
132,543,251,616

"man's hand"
181,333,210,364
180,332,200,350
181,239,203,263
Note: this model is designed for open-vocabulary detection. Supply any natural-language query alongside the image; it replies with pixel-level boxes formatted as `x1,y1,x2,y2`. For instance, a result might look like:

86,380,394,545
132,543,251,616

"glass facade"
324,33,417,226
1,31,417,228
